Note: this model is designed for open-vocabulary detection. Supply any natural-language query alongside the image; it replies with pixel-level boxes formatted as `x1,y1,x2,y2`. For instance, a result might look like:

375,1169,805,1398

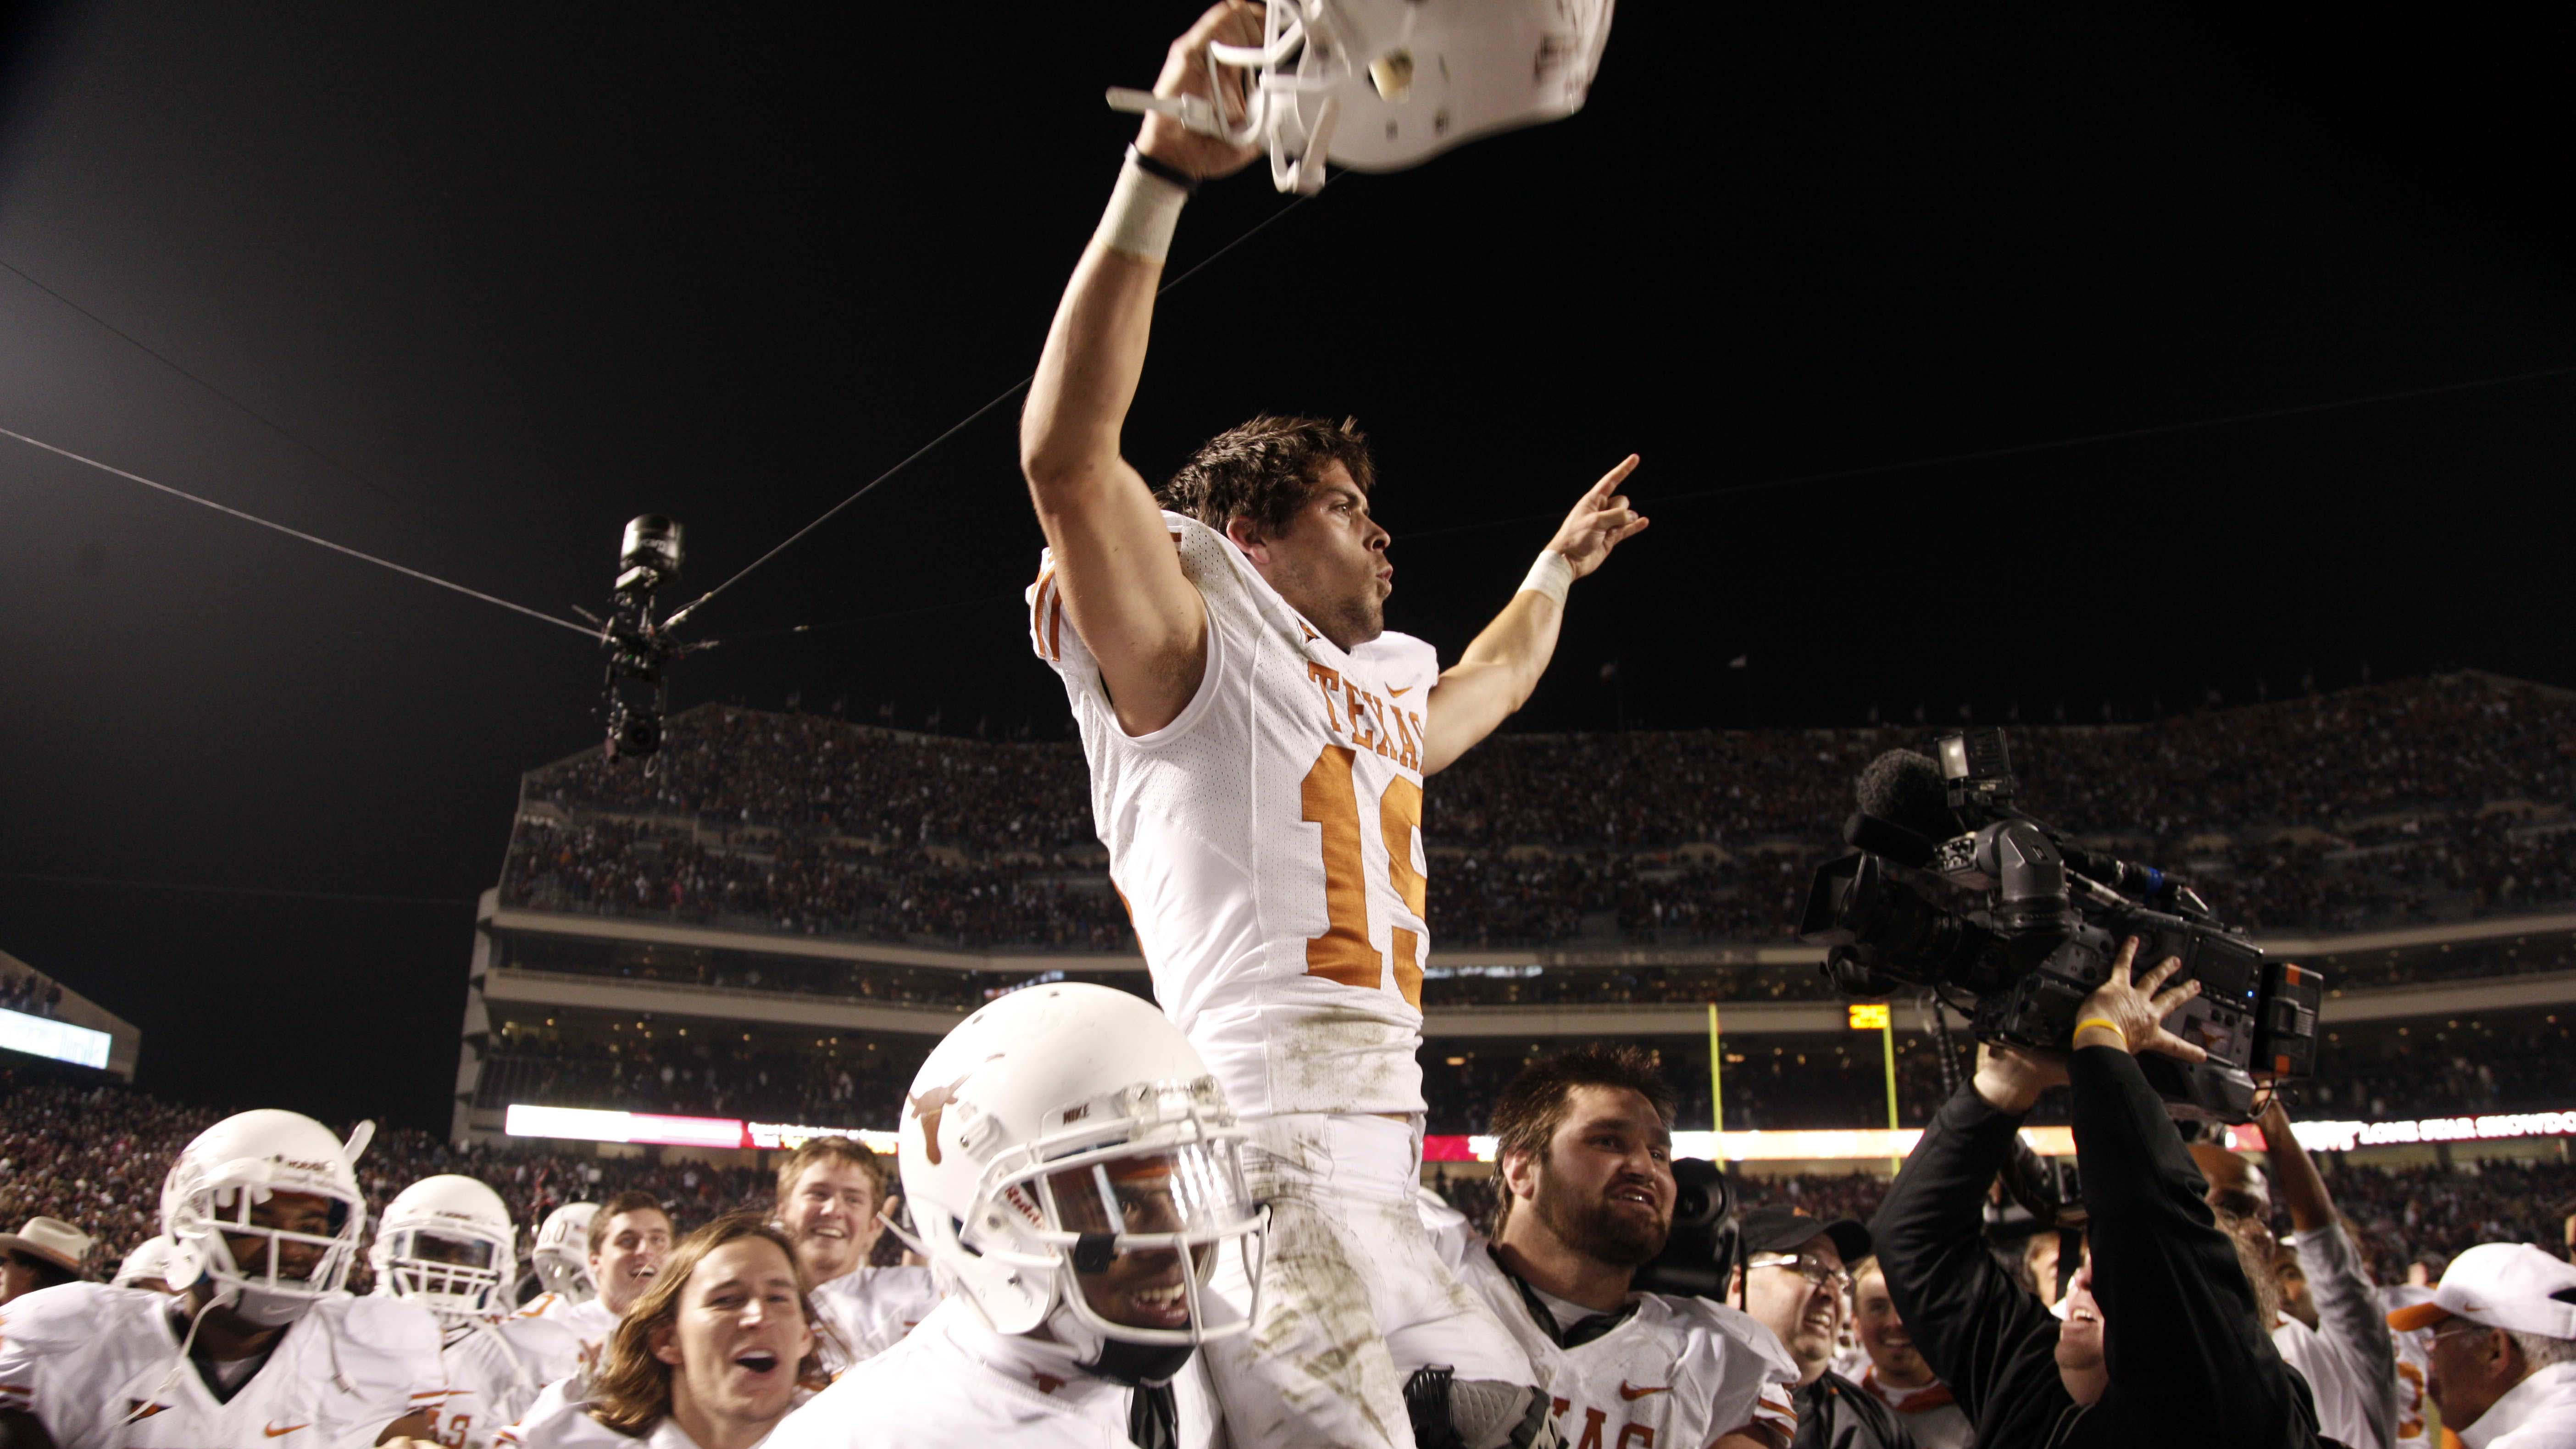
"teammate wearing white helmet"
766,983,1267,1448
0,1108,444,1447
528,1204,601,1310
110,1237,182,1297
768,1136,937,1371
374,1175,583,1449
1019,9,1645,1442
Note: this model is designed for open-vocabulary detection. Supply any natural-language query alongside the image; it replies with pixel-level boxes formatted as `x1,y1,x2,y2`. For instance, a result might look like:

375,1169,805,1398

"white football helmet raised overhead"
529,1200,600,1305
897,983,1266,1382
1110,0,1615,193
371,1174,517,1326
160,1108,370,1327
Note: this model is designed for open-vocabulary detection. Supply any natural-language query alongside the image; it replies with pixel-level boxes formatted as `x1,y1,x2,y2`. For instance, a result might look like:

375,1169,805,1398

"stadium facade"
459,678,2576,1175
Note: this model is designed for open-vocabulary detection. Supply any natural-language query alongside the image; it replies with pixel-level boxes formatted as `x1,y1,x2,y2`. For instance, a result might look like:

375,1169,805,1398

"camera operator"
2190,1101,2397,1449
1867,939,2332,1449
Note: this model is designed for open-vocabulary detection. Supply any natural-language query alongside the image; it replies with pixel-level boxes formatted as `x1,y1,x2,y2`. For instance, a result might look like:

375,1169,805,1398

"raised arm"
1018,1,1263,737
2260,1096,2398,1449
1420,456,1647,773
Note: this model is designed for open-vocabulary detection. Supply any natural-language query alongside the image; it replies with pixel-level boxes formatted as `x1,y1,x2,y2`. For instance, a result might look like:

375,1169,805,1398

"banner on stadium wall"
1421,1127,2079,1163
506,1103,2576,1161
0,1007,111,1071
504,1104,895,1155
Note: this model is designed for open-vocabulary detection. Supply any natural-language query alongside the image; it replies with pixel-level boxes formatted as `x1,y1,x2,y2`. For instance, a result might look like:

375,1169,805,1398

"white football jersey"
768,1298,1206,1449
1451,1240,1799,1449
808,1266,940,1374
419,1316,586,1449
2276,1313,2383,1449
517,1293,618,1370
1030,512,1441,1117
0,1282,443,1449
499,1393,781,1448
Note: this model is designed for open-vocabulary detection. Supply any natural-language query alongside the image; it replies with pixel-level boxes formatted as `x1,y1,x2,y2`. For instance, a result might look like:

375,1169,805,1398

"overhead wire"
663,183,1336,631
0,255,427,519
0,425,598,637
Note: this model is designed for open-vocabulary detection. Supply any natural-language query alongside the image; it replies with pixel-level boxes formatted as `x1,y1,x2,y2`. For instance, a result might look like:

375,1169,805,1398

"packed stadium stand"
446,670,2576,1273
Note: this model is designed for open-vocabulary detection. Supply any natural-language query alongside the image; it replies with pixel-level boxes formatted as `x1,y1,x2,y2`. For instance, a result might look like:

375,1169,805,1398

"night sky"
2,3,2571,1131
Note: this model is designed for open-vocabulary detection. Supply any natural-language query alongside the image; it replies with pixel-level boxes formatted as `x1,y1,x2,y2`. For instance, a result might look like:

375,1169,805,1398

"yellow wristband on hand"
2073,1016,2124,1045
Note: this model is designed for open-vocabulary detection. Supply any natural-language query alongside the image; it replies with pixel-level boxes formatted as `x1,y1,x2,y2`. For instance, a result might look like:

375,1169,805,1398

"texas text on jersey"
1030,511,1439,1121
0,1282,442,1449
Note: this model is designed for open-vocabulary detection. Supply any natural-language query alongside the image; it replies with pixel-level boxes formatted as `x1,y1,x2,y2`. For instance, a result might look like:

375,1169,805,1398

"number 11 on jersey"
1301,744,1426,1007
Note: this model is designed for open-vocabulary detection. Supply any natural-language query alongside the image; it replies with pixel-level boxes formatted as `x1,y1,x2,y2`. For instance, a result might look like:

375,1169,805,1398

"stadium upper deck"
464,672,2576,1148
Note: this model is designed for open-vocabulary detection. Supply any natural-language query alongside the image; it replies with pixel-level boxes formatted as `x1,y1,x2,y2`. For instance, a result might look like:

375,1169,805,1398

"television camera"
1799,729,2323,1123
597,515,705,760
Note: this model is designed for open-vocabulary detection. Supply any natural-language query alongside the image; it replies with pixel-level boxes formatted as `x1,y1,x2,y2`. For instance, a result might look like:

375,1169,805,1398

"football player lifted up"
1017,6,1648,1445
0,1108,444,1448
373,1175,583,1449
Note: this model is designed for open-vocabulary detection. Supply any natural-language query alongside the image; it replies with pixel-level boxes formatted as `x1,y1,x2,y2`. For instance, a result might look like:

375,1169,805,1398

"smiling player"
499,1216,823,1449
1018,6,1649,1443
1429,1047,1801,1449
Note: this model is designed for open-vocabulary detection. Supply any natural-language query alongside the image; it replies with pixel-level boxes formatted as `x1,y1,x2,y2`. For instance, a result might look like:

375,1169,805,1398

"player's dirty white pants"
1205,1113,1532,1449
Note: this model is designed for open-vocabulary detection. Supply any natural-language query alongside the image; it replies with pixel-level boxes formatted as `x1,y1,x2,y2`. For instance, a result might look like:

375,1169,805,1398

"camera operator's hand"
2072,937,2210,1062
1972,1041,2069,1116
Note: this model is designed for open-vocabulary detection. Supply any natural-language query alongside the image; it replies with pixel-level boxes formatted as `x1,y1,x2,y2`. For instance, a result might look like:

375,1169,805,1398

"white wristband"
1518,550,1574,607
1096,155,1188,263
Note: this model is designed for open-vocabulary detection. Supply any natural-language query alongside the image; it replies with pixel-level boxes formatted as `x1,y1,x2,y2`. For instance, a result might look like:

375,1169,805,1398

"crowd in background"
470,1031,930,1127
0,1071,779,1277
0,970,64,1019
6,1067,2567,1314
500,674,2576,950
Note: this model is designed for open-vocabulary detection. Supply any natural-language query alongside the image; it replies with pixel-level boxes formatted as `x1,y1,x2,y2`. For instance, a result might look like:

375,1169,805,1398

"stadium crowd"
500,674,2576,955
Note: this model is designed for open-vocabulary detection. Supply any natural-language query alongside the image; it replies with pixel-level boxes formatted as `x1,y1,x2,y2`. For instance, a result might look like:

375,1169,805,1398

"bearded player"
1425,1048,1801,1449
1018,7,1648,1443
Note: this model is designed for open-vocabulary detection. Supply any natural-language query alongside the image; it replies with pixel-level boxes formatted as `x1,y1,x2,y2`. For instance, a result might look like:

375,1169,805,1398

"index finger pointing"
1585,454,1641,500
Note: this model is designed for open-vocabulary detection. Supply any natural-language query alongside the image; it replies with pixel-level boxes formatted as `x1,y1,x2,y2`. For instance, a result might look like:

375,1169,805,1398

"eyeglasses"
1746,1252,1850,1292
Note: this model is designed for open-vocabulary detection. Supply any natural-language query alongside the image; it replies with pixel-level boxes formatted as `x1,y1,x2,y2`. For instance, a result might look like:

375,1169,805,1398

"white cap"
2386,1243,2576,1339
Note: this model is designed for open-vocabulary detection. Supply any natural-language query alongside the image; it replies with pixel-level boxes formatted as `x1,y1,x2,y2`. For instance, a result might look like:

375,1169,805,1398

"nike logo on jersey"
265,1425,309,1438
1618,1382,1672,1400
1388,683,1412,695
124,1401,172,1421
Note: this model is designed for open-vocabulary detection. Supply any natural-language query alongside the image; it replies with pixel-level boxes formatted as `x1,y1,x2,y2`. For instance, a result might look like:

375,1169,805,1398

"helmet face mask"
1110,0,1616,193
530,1201,601,1305
163,1121,368,1329
370,1175,518,1327
900,986,1270,1369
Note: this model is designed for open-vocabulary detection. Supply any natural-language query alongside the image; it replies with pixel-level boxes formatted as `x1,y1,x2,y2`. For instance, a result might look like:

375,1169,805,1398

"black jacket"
1793,1369,1917,1449
1867,1046,2326,1449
